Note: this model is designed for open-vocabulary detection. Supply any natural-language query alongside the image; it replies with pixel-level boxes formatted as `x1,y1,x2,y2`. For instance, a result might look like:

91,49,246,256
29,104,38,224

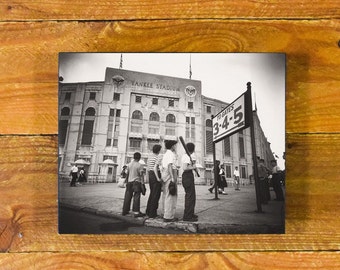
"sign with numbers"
212,90,251,143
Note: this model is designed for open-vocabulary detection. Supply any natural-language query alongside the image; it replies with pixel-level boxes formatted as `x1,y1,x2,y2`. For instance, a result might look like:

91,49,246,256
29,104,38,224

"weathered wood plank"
0,251,340,269
0,0,339,21
0,20,339,84
0,134,339,252
0,20,339,134
0,83,57,134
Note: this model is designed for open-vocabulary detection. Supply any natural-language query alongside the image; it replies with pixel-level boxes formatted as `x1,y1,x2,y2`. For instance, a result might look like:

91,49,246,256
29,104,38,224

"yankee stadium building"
58,67,274,184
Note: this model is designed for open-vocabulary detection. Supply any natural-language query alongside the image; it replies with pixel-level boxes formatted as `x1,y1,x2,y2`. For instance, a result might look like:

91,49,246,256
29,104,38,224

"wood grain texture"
0,0,339,21
0,252,340,269
0,20,339,134
0,134,339,253
1,1,340,268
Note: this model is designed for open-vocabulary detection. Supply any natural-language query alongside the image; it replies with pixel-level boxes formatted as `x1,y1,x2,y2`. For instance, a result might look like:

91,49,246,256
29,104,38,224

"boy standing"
122,152,146,217
161,140,178,222
181,142,198,222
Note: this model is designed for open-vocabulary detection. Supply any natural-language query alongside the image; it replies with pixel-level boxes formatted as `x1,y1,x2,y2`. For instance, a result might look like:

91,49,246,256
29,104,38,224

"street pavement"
59,181,285,234
59,207,187,234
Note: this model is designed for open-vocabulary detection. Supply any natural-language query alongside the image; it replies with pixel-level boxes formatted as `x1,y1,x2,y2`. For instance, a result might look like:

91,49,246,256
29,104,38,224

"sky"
59,53,286,168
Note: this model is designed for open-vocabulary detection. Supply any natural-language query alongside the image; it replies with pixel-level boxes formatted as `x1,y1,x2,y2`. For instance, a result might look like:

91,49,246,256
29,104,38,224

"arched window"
165,114,176,136
206,119,212,127
59,107,70,145
166,114,176,123
132,110,143,120
131,110,143,133
81,107,96,145
149,112,160,122
61,107,70,116
148,112,160,134
85,107,96,116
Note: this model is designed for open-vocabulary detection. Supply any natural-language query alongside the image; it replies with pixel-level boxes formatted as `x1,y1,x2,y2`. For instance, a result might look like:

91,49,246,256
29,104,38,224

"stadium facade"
58,67,274,184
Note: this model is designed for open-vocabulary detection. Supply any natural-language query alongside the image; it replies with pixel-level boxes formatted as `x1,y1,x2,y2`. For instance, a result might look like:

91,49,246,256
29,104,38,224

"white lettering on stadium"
132,81,180,92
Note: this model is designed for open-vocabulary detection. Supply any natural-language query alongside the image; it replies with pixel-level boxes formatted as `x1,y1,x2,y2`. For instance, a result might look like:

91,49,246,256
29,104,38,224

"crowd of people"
120,139,285,223
69,140,285,222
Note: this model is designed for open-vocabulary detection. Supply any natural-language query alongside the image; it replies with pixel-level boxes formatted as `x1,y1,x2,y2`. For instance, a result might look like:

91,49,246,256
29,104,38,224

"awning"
147,134,160,140
129,132,143,139
73,159,90,165
101,159,116,165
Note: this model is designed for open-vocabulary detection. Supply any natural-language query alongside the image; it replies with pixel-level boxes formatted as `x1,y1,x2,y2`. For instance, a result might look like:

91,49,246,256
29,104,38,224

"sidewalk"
59,181,285,234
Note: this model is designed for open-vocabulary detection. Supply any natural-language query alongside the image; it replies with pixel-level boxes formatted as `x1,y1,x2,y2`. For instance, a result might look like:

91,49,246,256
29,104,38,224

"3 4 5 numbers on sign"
212,93,246,142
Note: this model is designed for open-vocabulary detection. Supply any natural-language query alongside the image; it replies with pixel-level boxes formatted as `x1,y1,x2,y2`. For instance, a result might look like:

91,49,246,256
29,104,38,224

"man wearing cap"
161,140,178,222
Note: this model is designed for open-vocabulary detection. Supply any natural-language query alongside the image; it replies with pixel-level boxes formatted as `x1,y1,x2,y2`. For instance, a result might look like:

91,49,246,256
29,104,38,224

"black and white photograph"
58,53,285,234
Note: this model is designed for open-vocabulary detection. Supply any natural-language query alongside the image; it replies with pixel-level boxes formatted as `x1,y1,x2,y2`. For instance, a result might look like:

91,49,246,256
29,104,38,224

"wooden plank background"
0,1,339,269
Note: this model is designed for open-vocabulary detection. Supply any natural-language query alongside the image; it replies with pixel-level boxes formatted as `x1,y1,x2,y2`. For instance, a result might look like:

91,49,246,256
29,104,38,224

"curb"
60,203,284,234
60,203,146,226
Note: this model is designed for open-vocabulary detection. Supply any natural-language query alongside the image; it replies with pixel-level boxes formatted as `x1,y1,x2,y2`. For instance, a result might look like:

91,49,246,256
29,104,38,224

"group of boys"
121,139,284,222
122,140,199,222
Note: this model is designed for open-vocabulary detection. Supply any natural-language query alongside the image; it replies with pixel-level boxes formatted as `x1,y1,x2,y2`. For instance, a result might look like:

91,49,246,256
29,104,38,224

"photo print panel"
58,53,285,234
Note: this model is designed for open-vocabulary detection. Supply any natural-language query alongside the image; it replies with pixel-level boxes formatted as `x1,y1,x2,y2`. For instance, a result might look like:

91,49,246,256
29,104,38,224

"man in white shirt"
234,166,240,191
161,140,178,222
70,165,78,187
181,142,198,222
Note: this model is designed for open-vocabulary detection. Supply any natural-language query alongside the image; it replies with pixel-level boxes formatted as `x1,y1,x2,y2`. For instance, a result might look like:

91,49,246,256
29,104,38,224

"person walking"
118,165,128,188
145,144,162,218
70,164,78,187
208,160,227,195
234,166,240,191
122,152,146,218
181,142,198,222
161,140,178,222
78,167,86,183
219,164,228,189
271,159,284,201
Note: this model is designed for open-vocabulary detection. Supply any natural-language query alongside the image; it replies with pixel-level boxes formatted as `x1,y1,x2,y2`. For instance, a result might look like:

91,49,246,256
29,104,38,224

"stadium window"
65,92,71,101
166,114,176,123
81,107,95,145
149,112,160,122
152,98,158,105
116,109,121,118
89,92,96,100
